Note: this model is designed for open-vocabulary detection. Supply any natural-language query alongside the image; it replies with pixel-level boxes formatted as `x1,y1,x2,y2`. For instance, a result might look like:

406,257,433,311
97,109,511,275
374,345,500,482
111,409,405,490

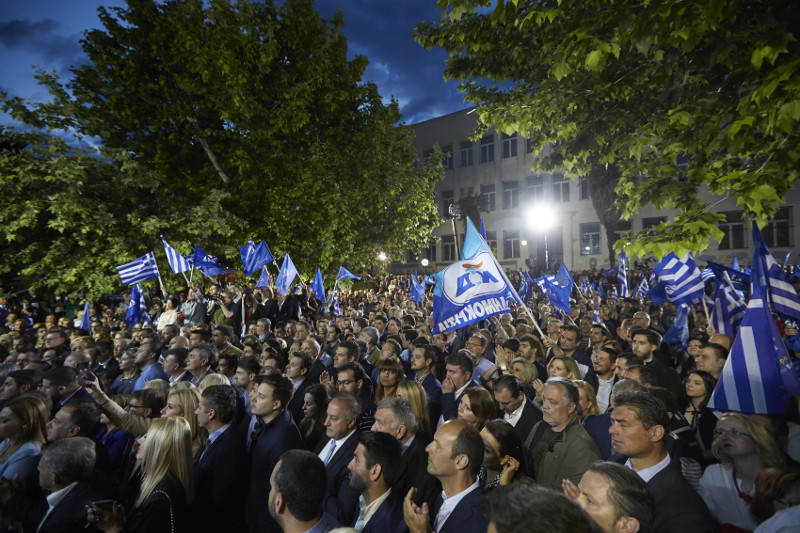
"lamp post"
526,203,557,274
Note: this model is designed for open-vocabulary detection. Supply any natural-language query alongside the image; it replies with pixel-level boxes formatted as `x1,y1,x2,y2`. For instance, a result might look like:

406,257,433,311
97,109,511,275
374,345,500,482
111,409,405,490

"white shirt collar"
318,429,356,463
626,452,670,483
435,479,480,530
46,481,78,510
504,400,526,426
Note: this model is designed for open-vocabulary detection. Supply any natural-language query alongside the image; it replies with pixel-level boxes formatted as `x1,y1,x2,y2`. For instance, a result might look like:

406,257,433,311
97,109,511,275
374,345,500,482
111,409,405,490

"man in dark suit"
275,291,301,325
247,374,304,532
403,420,487,533
493,375,542,444
41,366,95,419
285,351,313,425
269,450,341,533
192,385,248,532
347,432,405,533
409,344,442,424
3,437,98,533
629,328,684,398
372,397,440,506
610,390,713,533
440,350,480,422
583,379,645,460
315,391,361,526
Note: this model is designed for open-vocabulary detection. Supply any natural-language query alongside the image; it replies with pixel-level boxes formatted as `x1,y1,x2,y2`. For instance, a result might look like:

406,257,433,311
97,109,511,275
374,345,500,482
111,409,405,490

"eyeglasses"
336,379,356,387
714,428,752,439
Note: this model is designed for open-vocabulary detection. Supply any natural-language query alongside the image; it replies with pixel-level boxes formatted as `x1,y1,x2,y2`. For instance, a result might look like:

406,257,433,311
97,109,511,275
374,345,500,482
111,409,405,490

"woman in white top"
156,295,180,331
699,412,785,531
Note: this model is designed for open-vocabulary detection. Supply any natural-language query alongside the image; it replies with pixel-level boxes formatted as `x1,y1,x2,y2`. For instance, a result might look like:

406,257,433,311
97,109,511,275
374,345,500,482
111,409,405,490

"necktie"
323,441,337,465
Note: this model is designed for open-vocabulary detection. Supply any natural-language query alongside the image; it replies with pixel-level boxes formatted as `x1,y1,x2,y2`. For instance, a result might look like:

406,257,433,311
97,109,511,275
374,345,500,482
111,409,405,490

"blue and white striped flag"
700,268,715,282
708,280,800,414
710,282,746,338
611,285,619,303
617,250,629,297
592,304,601,324
125,284,152,328
117,252,160,285
632,278,650,298
783,250,792,264
752,222,800,322
161,236,191,274
652,252,705,305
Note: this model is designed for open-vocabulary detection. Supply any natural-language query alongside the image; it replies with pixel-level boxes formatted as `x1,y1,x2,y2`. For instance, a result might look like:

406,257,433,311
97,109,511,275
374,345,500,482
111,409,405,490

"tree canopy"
415,0,800,263
1,0,441,296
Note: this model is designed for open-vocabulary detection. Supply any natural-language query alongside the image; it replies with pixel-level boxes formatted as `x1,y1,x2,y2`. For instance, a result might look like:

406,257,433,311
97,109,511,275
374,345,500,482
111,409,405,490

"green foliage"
415,0,800,261
2,0,442,293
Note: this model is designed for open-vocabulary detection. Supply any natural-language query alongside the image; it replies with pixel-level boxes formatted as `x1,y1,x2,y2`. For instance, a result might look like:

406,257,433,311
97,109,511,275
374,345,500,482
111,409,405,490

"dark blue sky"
0,0,471,127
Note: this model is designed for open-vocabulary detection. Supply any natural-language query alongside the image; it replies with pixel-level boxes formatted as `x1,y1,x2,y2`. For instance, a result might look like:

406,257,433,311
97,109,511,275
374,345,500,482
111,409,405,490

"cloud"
0,19,85,66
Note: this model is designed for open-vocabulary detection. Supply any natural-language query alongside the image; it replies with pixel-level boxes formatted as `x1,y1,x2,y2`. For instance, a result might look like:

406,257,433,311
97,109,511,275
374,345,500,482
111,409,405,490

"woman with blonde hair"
160,387,207,461
573,380,600,420
546,355,580,381
197,372,232,390
699,412,785,531
0,395,48,482
89,417,194,532
397,380,432,439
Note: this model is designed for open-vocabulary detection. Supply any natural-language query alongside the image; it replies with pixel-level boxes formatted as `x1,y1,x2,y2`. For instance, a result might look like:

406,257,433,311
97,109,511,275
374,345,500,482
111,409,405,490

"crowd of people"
0,269,799,533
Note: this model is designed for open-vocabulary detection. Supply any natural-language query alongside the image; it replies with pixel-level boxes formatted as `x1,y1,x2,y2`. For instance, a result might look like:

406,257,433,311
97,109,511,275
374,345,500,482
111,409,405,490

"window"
763,207,792,248
502,133,518,158
442,145,454,170
503,230,520,259
525,138,533,154
480,135,495,163
460,141,473,167
442,236,456,261
502,181,519,210
460,186,474,199
423,242,437,262
527,176,544,202
614,220,632,242
553,173,570,203
485,231,497,255
642,217,666,235
718,211,745,250
480,184,496,212
580,223,602,255
422,149,434,163
441,190,454,218
578,177,589,200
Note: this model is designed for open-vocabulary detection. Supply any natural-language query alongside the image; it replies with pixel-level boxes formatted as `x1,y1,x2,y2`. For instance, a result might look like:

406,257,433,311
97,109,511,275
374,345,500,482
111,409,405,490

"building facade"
395,107,798,275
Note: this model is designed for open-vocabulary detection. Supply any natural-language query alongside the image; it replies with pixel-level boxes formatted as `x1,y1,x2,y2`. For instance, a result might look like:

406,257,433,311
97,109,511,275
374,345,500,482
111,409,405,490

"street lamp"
421,258,429,267
526,203,557,273
377,252,387,262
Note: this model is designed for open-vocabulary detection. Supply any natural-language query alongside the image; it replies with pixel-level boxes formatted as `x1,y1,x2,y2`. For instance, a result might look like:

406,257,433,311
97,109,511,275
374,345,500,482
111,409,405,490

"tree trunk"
587,164,622,268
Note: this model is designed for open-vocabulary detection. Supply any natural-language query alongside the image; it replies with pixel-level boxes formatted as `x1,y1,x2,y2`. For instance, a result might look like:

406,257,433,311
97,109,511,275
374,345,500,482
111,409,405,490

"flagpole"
722,271,748,306
701,296,711,328
181,272,190,285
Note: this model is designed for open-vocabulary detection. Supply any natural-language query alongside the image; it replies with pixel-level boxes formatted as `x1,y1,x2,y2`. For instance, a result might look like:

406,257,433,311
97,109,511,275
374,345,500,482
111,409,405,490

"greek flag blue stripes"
708,284,800,414
116,252,160,285
617,251,629,297
652,252,705,305
752,222,800,322
710,282,746,338
611,285,619,303
700,268,715,282
125,284,152,328
632,278,649,298
161,236,191,274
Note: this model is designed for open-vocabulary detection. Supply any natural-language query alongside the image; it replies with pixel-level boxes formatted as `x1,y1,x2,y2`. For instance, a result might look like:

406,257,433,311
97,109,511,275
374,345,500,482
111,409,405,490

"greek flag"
161,236,191,274
276,255,298,296
710,282,746,338
652,252,705,305
333,290,340,316
611,285,619,303
592,304,601,324
706,261,750,290
783,250,792,264
752,222,800,322
125,284,152,328
663,304,689,347
79,301,91,331
633,278,650,298
311,268,326,302
410,271,425,303
617,250,629,297
708,279,800,414
116,252,160,285
700,268,715,282
431,219,523,333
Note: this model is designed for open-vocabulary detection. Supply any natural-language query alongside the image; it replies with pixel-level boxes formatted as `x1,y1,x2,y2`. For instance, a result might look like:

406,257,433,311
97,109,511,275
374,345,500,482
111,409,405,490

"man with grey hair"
360,327,381,366
1,437,98,532
372,397,440,506
525,377,601,491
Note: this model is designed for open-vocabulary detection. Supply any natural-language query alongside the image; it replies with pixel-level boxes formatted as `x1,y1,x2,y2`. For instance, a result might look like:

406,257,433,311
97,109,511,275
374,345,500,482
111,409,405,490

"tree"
2,0,441,293
415,0,800,263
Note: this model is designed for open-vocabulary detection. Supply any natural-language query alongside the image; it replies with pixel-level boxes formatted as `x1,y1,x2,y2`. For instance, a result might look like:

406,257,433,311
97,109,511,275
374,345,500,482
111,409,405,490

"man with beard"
346,432,404,532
